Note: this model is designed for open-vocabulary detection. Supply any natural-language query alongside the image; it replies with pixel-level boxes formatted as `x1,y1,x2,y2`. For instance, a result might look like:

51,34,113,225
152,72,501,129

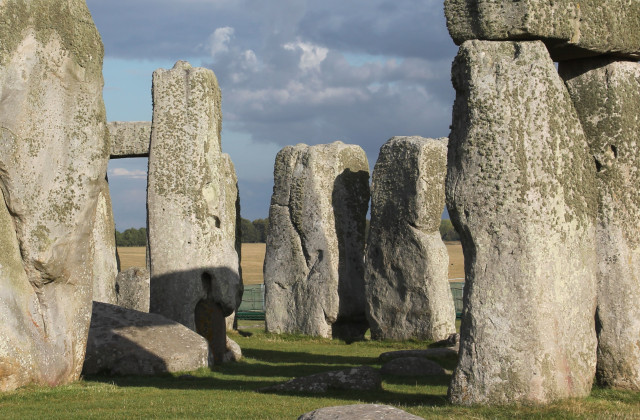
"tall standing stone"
264,142,370,340
0,0,108,390
445,0,640,61
147,61,242,364
365,136,456,341
560,58,640,390
446,40,598,404
91,180,118,305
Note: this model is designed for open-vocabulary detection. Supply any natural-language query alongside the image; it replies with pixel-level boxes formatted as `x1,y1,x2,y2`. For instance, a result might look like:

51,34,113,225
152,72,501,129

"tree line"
116,218,459,247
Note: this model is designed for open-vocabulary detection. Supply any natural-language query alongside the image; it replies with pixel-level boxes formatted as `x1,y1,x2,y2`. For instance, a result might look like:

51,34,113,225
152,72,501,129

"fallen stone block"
258,366,381,393
83,302,208,376
298,404,425,420
381,357,445,376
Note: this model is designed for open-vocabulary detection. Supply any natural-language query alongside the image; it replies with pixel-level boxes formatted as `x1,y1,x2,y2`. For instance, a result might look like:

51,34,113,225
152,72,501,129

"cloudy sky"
85,0,457,229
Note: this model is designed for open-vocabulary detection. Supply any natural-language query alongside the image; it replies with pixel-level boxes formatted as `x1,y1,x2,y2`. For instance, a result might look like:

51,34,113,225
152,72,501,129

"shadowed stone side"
108,121,151,158
560,58,640,390
365,136,455,341
147,61,242,364
0,0,108,391
264,142,370,340
445,0,640,61
446,40,598,405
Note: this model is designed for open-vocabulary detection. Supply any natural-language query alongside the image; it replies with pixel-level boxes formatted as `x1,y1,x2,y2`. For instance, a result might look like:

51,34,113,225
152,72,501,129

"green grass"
1,325,639,419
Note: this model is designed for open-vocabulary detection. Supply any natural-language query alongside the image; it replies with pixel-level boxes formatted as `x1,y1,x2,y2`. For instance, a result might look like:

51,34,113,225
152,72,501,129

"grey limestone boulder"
259,366,381,393
446,40,598,404
560,58,640,390
147,61,242,364
116,267,150,313
0,0,109,391
108,121,151,158
365,136,455,341
298,404,424,420
264,142,370,340
83,302,208,376
445,0,640,61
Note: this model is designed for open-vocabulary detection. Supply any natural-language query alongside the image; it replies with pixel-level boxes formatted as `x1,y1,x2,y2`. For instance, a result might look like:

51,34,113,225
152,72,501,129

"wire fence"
237,281,465,321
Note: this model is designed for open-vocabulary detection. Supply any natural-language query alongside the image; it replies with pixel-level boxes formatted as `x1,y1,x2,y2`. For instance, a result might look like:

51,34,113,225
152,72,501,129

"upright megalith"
365,136,455,341
147,61,242,364
0,0,109,390
446,41,598,404
445,0,640,61
264,142,370,340
560,58,640,390
91,181,118,305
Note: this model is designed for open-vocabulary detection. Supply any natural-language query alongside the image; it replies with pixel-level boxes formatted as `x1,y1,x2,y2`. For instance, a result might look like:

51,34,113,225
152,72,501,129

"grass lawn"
2,324,639,419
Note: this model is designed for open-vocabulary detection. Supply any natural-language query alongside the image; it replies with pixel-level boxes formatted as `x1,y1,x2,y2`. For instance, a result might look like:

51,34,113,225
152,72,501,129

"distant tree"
115,227,147,247
439,219,460,242
252,218,269,242
241,218,259,243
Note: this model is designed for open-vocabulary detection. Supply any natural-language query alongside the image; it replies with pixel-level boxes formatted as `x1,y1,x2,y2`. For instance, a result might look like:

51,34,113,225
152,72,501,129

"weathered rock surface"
446,40,598,405
148,61,242,365
381,357,445,376
91,181,118,305
560,58,640,390
259,366,381,393
298,404,424,420
223,336,242,363
365,136,455,341
116,267,150,312
378,348,458,363
264,142,370,340
83,302,208,376
0,0,109,391
445,0,640,61
108,121,151,158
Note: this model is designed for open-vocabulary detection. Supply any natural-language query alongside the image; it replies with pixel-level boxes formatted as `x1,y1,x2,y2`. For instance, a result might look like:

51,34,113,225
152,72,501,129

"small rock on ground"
298,404,425,419
258,366,380,393
381,357,445,376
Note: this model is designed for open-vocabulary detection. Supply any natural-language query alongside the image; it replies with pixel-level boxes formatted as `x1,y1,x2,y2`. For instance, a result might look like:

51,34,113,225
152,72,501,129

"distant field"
117,241,464,283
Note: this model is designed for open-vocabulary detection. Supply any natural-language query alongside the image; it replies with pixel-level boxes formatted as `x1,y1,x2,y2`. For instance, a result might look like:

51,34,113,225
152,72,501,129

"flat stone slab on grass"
378,348,458,363
83,302,208,376
381,357,445,376
298,404,425,420
258,366,381,393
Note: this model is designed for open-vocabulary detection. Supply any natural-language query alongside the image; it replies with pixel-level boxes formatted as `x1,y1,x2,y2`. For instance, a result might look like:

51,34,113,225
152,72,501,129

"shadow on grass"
241,347,375,365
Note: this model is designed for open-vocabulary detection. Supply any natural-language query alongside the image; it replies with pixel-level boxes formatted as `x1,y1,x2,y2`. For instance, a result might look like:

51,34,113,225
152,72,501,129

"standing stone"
446,40,598,405
0,0,108,391
560,58,640,390
264,142,370,340
147,61,242,364
115,267,150,312
365,136,455,341
445,0,640,61
91,180,118,305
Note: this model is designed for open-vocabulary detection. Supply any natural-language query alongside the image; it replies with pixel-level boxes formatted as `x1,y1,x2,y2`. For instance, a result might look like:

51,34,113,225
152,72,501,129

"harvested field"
117,241,464,283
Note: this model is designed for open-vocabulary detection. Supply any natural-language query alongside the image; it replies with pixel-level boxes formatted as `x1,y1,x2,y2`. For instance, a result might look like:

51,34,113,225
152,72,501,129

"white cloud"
283,40,328,72
208,26,235,58
109,167,147,179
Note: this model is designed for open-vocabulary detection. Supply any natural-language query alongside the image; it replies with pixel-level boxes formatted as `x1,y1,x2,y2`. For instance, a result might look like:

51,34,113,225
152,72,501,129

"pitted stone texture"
147,61,241,365
446,41,598,405
264,142,370,340
259,366,381,393
298,404,424,420
0,0,108,391
83,302,208,376
445,1,640,61
116,267,150,312
91,181,118,305
108,121,151,158
381,357,445,376
365,136,455,341
560,59,640,391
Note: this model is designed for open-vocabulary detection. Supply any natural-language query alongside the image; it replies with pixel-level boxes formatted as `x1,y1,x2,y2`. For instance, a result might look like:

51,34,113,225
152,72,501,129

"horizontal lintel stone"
109,121,151,158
